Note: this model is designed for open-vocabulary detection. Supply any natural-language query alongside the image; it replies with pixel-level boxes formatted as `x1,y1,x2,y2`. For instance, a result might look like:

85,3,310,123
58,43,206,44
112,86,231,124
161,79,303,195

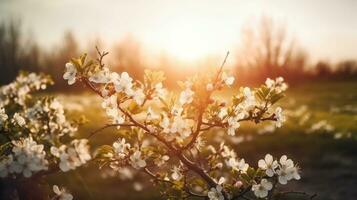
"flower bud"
234,181,243,189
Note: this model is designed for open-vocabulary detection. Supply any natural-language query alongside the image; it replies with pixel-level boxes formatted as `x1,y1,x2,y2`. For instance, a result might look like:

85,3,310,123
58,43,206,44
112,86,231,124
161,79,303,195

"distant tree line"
233,17,357,84
0,18,356,90
0,20,80,90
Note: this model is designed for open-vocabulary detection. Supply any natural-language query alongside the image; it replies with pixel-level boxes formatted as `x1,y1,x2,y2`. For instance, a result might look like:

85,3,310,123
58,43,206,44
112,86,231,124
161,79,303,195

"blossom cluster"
97,137,145,170
51,139,91,172
0,72,51,107
64,52,303,200
202,144,300,199
0,137,48,178
0,72,91,180
253,154,300,198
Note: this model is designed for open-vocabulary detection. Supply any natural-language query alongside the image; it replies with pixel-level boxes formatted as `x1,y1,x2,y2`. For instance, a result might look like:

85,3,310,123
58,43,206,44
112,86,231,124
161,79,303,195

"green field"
47,81,357,200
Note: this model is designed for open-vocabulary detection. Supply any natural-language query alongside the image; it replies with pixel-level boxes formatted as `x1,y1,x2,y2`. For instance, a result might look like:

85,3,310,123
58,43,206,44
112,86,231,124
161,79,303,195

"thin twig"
95,46,109,68
88,123,136,138
214,51,230,84
232,186,252,200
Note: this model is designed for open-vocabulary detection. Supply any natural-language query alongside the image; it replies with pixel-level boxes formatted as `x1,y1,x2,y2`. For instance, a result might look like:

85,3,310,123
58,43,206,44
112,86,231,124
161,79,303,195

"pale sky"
1,0,357,62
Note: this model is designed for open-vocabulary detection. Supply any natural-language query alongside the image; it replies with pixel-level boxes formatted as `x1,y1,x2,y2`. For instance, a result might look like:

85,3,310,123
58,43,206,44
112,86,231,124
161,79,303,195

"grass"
47,80,357,200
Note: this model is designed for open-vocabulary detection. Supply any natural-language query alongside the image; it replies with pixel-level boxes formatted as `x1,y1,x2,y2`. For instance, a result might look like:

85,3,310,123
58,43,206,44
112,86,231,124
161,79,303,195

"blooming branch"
62,49,307,200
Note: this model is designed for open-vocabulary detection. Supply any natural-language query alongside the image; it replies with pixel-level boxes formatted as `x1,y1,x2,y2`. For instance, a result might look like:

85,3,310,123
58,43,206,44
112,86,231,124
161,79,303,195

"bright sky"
1,0,357,62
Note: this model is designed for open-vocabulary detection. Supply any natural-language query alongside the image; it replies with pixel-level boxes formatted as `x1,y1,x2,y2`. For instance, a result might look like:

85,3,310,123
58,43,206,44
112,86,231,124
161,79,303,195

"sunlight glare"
144,16,235,62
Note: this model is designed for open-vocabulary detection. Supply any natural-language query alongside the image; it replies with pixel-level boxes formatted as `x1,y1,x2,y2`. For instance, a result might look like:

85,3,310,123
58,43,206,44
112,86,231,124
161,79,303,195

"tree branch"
181,52,230,151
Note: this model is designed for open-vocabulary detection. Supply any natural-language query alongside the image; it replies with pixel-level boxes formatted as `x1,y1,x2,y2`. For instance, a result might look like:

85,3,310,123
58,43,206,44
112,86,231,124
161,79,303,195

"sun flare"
143,16,236,62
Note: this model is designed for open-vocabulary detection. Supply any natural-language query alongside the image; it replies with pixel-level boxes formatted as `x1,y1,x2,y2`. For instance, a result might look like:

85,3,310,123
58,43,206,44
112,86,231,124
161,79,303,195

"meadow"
47,80,357,200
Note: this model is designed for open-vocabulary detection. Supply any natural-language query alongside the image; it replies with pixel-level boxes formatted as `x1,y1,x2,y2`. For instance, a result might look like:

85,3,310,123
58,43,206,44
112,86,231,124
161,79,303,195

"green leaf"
270,93,285,105
127,101,142,114
246,167,256,178
95,145,114,159
0,142,12,156
239,173,252,185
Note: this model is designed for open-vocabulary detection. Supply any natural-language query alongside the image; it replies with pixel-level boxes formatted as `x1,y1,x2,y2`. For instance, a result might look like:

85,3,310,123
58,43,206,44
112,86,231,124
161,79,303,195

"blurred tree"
22,40,42,72
0,19,23,84
43,31,80,89
112,35,146,80
335,60,357,79
235,17,308,84
314,61,332,78
0,16,355,89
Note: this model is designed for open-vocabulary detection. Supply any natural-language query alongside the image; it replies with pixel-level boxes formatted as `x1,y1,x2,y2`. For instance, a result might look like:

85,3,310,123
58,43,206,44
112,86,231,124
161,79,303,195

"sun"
143,16,232,62
159,24,215,61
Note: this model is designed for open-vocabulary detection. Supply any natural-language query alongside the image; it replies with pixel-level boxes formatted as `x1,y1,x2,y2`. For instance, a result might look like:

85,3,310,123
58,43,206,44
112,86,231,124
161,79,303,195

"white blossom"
274,107,286,128
113,72,134,95
12,113,26,127
276,155,300,184
89,67,111,83
242,87,256,109
10,137,48,177
72,139,91,164
226,157,248,172
63,63,77,85
147,107,159,120
290,165,301,181
275,77,288,92
179,88,194,105
222,72,235,86
171,105,183,116
252,179,273,198
237,159,249,172
218,107,228,119
208,185,224,200
0,107,8,126
170,116,192,139
265,77,288,93
159,113,192,139
159,114,171,133
113,138,130,158
154,155,169,167
217,177,226,185
51,139,91,172
101,93,118,111
258,154,279,177
171,166,183,181
227,116,240,136
102,95,125,127
153,82,167,99
132,89,145,105
27,73,48,90
53,185,73,200
265,78,275,88
206,83,214,91
130,150,146,169
221,145,236,158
